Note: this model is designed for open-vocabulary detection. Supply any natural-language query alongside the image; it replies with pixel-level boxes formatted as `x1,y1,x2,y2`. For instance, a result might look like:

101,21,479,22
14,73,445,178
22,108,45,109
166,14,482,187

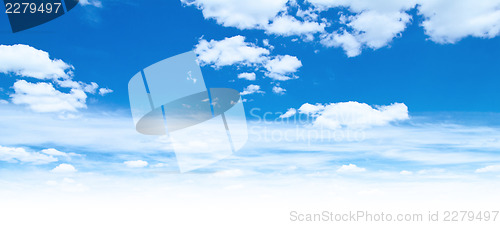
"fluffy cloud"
265,15,326,39
51,163,77,173
264,55,302,80
240,84,264,95
0,145,57,164
272,85,286,95
98,88,113,96
195,36,270,67
0,45,112,113
124,160,149,168
337,164,366,173
181,0,288,29
237,72,256,81
0,44,72,80
186,0,500,57
195,36,302,81
10,80,87,113
296,101,409,129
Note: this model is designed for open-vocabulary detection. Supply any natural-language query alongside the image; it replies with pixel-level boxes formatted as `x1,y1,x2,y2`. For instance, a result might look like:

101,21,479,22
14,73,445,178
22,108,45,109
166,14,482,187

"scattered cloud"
272,85,286,95
98,88,113,96
195,36,269,67
240,84,264,95
238,72,256,81
184,0,500,56
0,44,111,114
79,0,102,7
124,160,149,168
51,163,77,173
0,145,57,164
337,164,366,173
10,80,87,113
264,55,302,81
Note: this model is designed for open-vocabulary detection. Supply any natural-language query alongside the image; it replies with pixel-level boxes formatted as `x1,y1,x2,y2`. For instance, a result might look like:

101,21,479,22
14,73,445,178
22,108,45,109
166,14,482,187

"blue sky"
0,0,500,190
2,1,500,223
1,0,500,115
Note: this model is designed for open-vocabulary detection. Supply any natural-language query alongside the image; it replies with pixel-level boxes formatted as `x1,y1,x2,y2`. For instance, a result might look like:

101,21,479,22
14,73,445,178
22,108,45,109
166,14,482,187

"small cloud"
79,0,102,7
41,148,68,157
475,165,500,173
51,163,77,173
124,160,148,168
237,72,256,81
151,163,168,168
0,99,8,104
98,88,113,96
337,164,366,173
272,85,286,95
0,145,57,164
240,84,264,96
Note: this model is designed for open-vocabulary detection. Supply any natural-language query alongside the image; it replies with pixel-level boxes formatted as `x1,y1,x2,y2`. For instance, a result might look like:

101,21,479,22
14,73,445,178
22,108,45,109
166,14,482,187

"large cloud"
0,45,112,113
184,0,500,57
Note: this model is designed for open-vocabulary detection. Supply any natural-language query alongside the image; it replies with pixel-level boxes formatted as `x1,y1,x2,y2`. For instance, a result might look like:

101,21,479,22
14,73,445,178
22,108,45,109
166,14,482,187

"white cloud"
264,55,302,81
79,0,102,7
0,145,57,164
265,15,326,39
418,0,500,44
195,36,269,67
181,0,288,29
320,31,362,57
240,84,264,95
237,72,256,81
298,103,325,115
475,165,500,173
272,85,286,95
0,99,8,104
300,101,409,129
124,160,149,168
10,80,87,113
41,148,68,157
98,88,113,96
337,164,366,173
83,82,99,94
279,108,297,118
51,164,77,173
0,44,72,80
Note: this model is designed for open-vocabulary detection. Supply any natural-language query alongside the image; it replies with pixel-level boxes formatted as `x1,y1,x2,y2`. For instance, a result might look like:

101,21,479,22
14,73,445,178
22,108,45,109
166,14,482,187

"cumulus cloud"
51,164,77,173
195,35,269,67
272,85,286,95
0,145,57,164
237,72,256,81
0,44,72,80
0,44,111,113
337,164,366,173
185,0,500,56
195,36,302,81
181,0,288,29
240,84,264,95
264,55,302,81
124,160,149,168
10,80,87,113
98,88,113,96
